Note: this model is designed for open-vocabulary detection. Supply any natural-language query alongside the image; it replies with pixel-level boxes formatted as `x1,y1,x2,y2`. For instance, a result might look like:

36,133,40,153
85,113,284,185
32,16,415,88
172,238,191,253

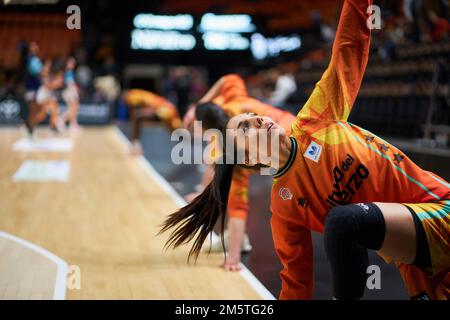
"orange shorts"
397,200,450,300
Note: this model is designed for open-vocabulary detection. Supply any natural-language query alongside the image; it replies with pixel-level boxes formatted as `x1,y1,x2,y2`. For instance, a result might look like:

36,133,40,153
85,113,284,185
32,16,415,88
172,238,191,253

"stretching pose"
61,57,80,131
22,42,43,135
161,0,449,300
122,89,182,154
22,42,42,107
28,61,66,133
183,74,295,271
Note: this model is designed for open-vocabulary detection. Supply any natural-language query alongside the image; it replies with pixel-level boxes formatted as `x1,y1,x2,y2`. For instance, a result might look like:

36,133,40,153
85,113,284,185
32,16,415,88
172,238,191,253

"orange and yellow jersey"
269,0,449,300
213,74,296,220
125,89,181,130
217,74,295,133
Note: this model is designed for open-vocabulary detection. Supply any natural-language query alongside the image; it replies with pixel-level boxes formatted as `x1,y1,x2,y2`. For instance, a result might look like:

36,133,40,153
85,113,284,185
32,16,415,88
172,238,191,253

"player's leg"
21,91,36,136
68,99,80,131
130,108,157,155
29,101,48,129
374,202,420,264
129,108,141,154
45,99,65,133
62,86,80,130
323,202,430,299
26,100,39,135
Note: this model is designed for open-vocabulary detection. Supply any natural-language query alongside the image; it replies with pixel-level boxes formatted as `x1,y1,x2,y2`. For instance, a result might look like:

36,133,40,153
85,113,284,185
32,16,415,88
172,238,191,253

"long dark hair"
160,160,234,261
160,102,234,261
195,102,230,131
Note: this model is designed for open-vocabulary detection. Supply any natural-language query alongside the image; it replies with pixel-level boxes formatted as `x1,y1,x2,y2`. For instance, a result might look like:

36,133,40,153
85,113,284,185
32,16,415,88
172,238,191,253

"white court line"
0,231,68,300
113,126,276,300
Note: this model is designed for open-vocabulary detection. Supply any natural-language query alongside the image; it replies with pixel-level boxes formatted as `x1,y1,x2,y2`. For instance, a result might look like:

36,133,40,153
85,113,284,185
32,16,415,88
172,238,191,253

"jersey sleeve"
296,0,372,125
227,168,250,220
219,74,248,104
271,214,314,299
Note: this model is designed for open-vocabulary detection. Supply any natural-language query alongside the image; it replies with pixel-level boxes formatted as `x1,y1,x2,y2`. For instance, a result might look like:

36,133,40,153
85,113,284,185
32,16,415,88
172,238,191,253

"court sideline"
0,126,273,299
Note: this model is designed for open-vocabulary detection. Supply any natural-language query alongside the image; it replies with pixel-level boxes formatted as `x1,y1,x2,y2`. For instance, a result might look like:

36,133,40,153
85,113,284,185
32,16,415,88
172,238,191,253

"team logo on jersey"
356,203,370,213
304,141,322,163
297,197,308,208
279,188,293,201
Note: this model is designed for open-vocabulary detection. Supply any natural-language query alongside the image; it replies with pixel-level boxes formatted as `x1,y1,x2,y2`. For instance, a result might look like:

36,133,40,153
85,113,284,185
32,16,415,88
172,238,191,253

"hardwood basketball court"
0,126,273,300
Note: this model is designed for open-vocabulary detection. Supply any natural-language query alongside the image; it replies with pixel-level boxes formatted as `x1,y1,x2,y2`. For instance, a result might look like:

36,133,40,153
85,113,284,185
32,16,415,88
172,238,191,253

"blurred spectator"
22,42,43,103
164,67,192,117
190,69,207,102
102,54,118,76
75,64,93,93
268,68,297,107
320,22,336,46
428,10,450,41
94,75,120,103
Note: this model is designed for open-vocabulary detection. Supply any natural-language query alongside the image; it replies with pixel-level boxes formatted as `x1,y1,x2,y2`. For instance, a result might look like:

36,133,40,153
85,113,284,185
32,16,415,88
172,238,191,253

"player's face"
67,57,76,69
30,42,39,55
226,113,285,166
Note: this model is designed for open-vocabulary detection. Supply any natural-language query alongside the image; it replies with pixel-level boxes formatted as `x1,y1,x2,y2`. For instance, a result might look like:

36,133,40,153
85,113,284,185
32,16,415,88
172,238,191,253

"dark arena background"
0,0,449,306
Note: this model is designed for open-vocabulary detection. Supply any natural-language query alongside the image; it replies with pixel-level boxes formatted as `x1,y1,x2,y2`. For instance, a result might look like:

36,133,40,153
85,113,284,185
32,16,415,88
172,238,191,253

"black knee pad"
324,203,386,299
325,203,385,251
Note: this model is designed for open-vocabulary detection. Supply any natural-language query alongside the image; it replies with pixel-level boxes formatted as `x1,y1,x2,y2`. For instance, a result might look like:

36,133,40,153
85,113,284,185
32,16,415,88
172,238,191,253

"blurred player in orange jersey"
163,0,450,300
122,89,182,154
183,74,296,272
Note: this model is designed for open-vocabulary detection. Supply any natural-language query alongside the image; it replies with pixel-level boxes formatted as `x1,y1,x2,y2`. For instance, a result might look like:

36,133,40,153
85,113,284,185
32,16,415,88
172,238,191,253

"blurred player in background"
21,42,43,136
183,74,295,271
61,57,80,132
122,89,181,155
27,59,66,134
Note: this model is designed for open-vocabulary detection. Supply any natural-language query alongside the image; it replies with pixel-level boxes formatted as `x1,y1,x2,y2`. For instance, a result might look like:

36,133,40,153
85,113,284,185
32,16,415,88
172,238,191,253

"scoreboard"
128,13,301,62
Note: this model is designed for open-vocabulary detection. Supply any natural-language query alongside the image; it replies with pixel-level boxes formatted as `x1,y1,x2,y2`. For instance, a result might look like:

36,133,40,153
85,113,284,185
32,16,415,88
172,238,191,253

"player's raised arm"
198,76,226,104
198,74,248,104
297,0,372,124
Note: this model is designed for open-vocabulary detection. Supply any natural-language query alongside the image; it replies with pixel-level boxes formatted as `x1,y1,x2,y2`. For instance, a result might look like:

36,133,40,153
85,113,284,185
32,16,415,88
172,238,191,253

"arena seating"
0,13,82,68
293,41,450,138
161,0,339,31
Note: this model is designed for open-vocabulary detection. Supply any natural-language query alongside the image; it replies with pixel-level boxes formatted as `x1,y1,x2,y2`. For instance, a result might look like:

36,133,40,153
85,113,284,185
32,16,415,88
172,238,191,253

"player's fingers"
232,264,242,272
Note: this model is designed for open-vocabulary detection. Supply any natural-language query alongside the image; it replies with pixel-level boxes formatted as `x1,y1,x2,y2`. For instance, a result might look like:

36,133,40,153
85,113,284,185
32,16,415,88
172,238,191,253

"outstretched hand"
222,257,242,272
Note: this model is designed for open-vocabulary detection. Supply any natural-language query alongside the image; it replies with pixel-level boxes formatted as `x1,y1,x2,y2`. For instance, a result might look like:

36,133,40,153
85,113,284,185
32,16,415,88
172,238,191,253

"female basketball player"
28,60,66,134
61,57,80,132
183,74,295,272
21,42,43,135
122,89,182,155
161,0,450,300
